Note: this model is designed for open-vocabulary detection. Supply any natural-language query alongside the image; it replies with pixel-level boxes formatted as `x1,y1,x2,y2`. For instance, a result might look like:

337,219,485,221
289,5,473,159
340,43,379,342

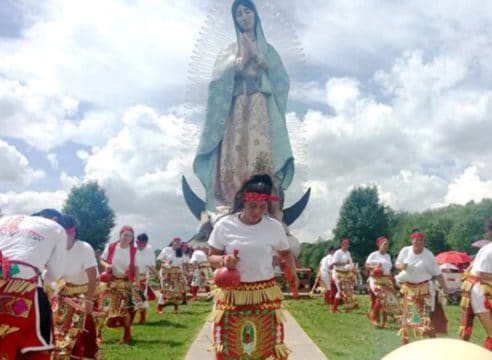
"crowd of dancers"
316,230,492,350
0,209,213,360
0,204,491,359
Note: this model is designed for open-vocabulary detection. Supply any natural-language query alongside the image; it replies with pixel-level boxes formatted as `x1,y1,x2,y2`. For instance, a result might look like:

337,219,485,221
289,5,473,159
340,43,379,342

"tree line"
297,186,492,270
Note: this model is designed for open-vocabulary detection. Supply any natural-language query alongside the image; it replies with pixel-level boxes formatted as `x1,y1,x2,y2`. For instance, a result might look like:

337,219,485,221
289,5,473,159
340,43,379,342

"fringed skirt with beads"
208,278,290,360
459,275,492,340
51,282,98,359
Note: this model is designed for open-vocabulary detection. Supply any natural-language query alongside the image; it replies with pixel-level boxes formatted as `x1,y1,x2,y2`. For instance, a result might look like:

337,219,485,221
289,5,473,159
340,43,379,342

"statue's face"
235,4,255,33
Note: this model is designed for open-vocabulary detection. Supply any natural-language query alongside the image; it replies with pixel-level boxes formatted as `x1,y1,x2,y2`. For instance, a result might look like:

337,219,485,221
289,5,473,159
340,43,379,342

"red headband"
340,238,350,247
376,236,388,247
120,225,134,235
243,192,280,202
411,232,424,240
487,231,492,238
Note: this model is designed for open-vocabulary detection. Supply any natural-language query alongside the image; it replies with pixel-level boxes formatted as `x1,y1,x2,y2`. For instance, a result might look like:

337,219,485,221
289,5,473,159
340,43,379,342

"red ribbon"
243,192,280,202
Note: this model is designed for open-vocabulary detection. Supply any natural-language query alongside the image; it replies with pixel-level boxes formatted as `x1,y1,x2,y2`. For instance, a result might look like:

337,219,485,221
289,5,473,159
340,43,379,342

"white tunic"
366,251,392,275
190,249,208,264
0,215,67,282
208,214,290,283
470,242,492,276
102,243,142,276
395,246,441,283
332,249,353,272
470,243,492,314
319,254,333,286
63,240,98,285
157,247,188,267
136,245,156,276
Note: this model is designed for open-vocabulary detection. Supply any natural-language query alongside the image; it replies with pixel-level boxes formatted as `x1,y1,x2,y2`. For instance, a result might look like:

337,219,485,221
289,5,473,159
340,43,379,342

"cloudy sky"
1,0,491,249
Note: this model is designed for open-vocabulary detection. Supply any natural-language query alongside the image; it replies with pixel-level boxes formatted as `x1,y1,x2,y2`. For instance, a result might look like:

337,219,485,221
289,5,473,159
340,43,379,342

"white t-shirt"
332,249,353,271
366,251,392,275
157,247,188,267
63,240,98,285
190,249,208,264
136,245,156,275
395,246,441,283
320,254,333,274
207,214,290,282
471,243,492,276
102,242,142,276
0,215,67,282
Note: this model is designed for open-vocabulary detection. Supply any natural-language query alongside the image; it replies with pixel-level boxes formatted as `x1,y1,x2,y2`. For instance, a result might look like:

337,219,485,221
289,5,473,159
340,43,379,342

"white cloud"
0,140,45,187
1,0,492,246
444,164,492,205
0,190,66,216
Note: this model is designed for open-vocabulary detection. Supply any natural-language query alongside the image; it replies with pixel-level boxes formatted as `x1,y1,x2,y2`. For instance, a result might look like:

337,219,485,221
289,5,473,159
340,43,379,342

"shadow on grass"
141,319,186,328
133,339,184,347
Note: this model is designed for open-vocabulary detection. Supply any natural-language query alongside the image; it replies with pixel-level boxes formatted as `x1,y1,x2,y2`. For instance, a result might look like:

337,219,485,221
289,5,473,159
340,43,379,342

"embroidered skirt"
52,282,98,359
208,278,290,360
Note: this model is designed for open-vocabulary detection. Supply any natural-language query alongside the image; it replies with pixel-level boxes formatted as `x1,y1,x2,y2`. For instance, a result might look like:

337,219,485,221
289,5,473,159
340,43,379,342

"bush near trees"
62,181,115,251
298,186,492,269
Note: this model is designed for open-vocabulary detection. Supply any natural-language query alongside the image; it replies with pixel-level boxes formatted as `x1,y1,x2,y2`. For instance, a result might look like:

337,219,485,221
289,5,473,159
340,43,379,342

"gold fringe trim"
335,270,356,280
59,283,88,297
213,283,283,306
274,343,291,359
401,282,430,297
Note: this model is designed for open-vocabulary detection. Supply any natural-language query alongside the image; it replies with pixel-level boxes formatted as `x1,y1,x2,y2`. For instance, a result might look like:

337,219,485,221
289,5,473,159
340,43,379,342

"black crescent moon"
181,175,205,220
182,176,310,225
282,188,311,226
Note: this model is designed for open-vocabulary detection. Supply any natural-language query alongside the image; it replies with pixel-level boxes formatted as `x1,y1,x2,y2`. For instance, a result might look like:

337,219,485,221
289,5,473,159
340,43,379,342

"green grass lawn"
100,300,212,360
284,295,486,360
98,296,487,360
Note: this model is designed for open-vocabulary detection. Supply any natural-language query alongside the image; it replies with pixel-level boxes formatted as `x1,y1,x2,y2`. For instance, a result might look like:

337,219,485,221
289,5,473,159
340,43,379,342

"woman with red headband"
459,220,492,351
395,229,448,344
50,215,99,359
331,238,359,313
365,236,400,328
98,225,140,344
207,174,298,359
156,237,189,313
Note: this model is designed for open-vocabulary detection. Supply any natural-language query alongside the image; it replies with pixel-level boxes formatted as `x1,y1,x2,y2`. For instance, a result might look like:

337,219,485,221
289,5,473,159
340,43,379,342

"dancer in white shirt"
331,238,359,312
207,174,298,359
395,230,449,344
0,208,68,360
98,225,140,345
319,246,335,305
459,222,492,351
51,215,99,359
135,233,157,324
365,236,400,328
156,237,188,313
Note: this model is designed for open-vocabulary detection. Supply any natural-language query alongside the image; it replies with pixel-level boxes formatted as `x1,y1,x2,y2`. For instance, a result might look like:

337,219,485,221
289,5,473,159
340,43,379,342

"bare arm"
395,263,407,271
277,249,299,288
435,274,449,294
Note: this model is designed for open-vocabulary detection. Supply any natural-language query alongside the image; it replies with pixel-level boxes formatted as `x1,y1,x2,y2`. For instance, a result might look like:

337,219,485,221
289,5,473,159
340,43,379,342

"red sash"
106,242,137,282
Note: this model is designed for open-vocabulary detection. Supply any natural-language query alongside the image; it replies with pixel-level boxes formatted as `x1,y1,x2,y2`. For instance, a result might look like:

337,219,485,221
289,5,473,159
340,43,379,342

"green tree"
62,181,115,250
333,186,391,264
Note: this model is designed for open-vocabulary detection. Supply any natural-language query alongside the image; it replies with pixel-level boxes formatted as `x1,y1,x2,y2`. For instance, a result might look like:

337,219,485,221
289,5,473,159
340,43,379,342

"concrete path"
184,309,327,360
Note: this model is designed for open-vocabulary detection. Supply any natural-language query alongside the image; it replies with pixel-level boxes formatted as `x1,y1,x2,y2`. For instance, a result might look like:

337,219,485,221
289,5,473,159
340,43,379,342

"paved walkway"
184,309,327,360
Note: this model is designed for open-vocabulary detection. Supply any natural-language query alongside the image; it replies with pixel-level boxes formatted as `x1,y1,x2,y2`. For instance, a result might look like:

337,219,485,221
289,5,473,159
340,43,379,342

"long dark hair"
231,174,273,214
